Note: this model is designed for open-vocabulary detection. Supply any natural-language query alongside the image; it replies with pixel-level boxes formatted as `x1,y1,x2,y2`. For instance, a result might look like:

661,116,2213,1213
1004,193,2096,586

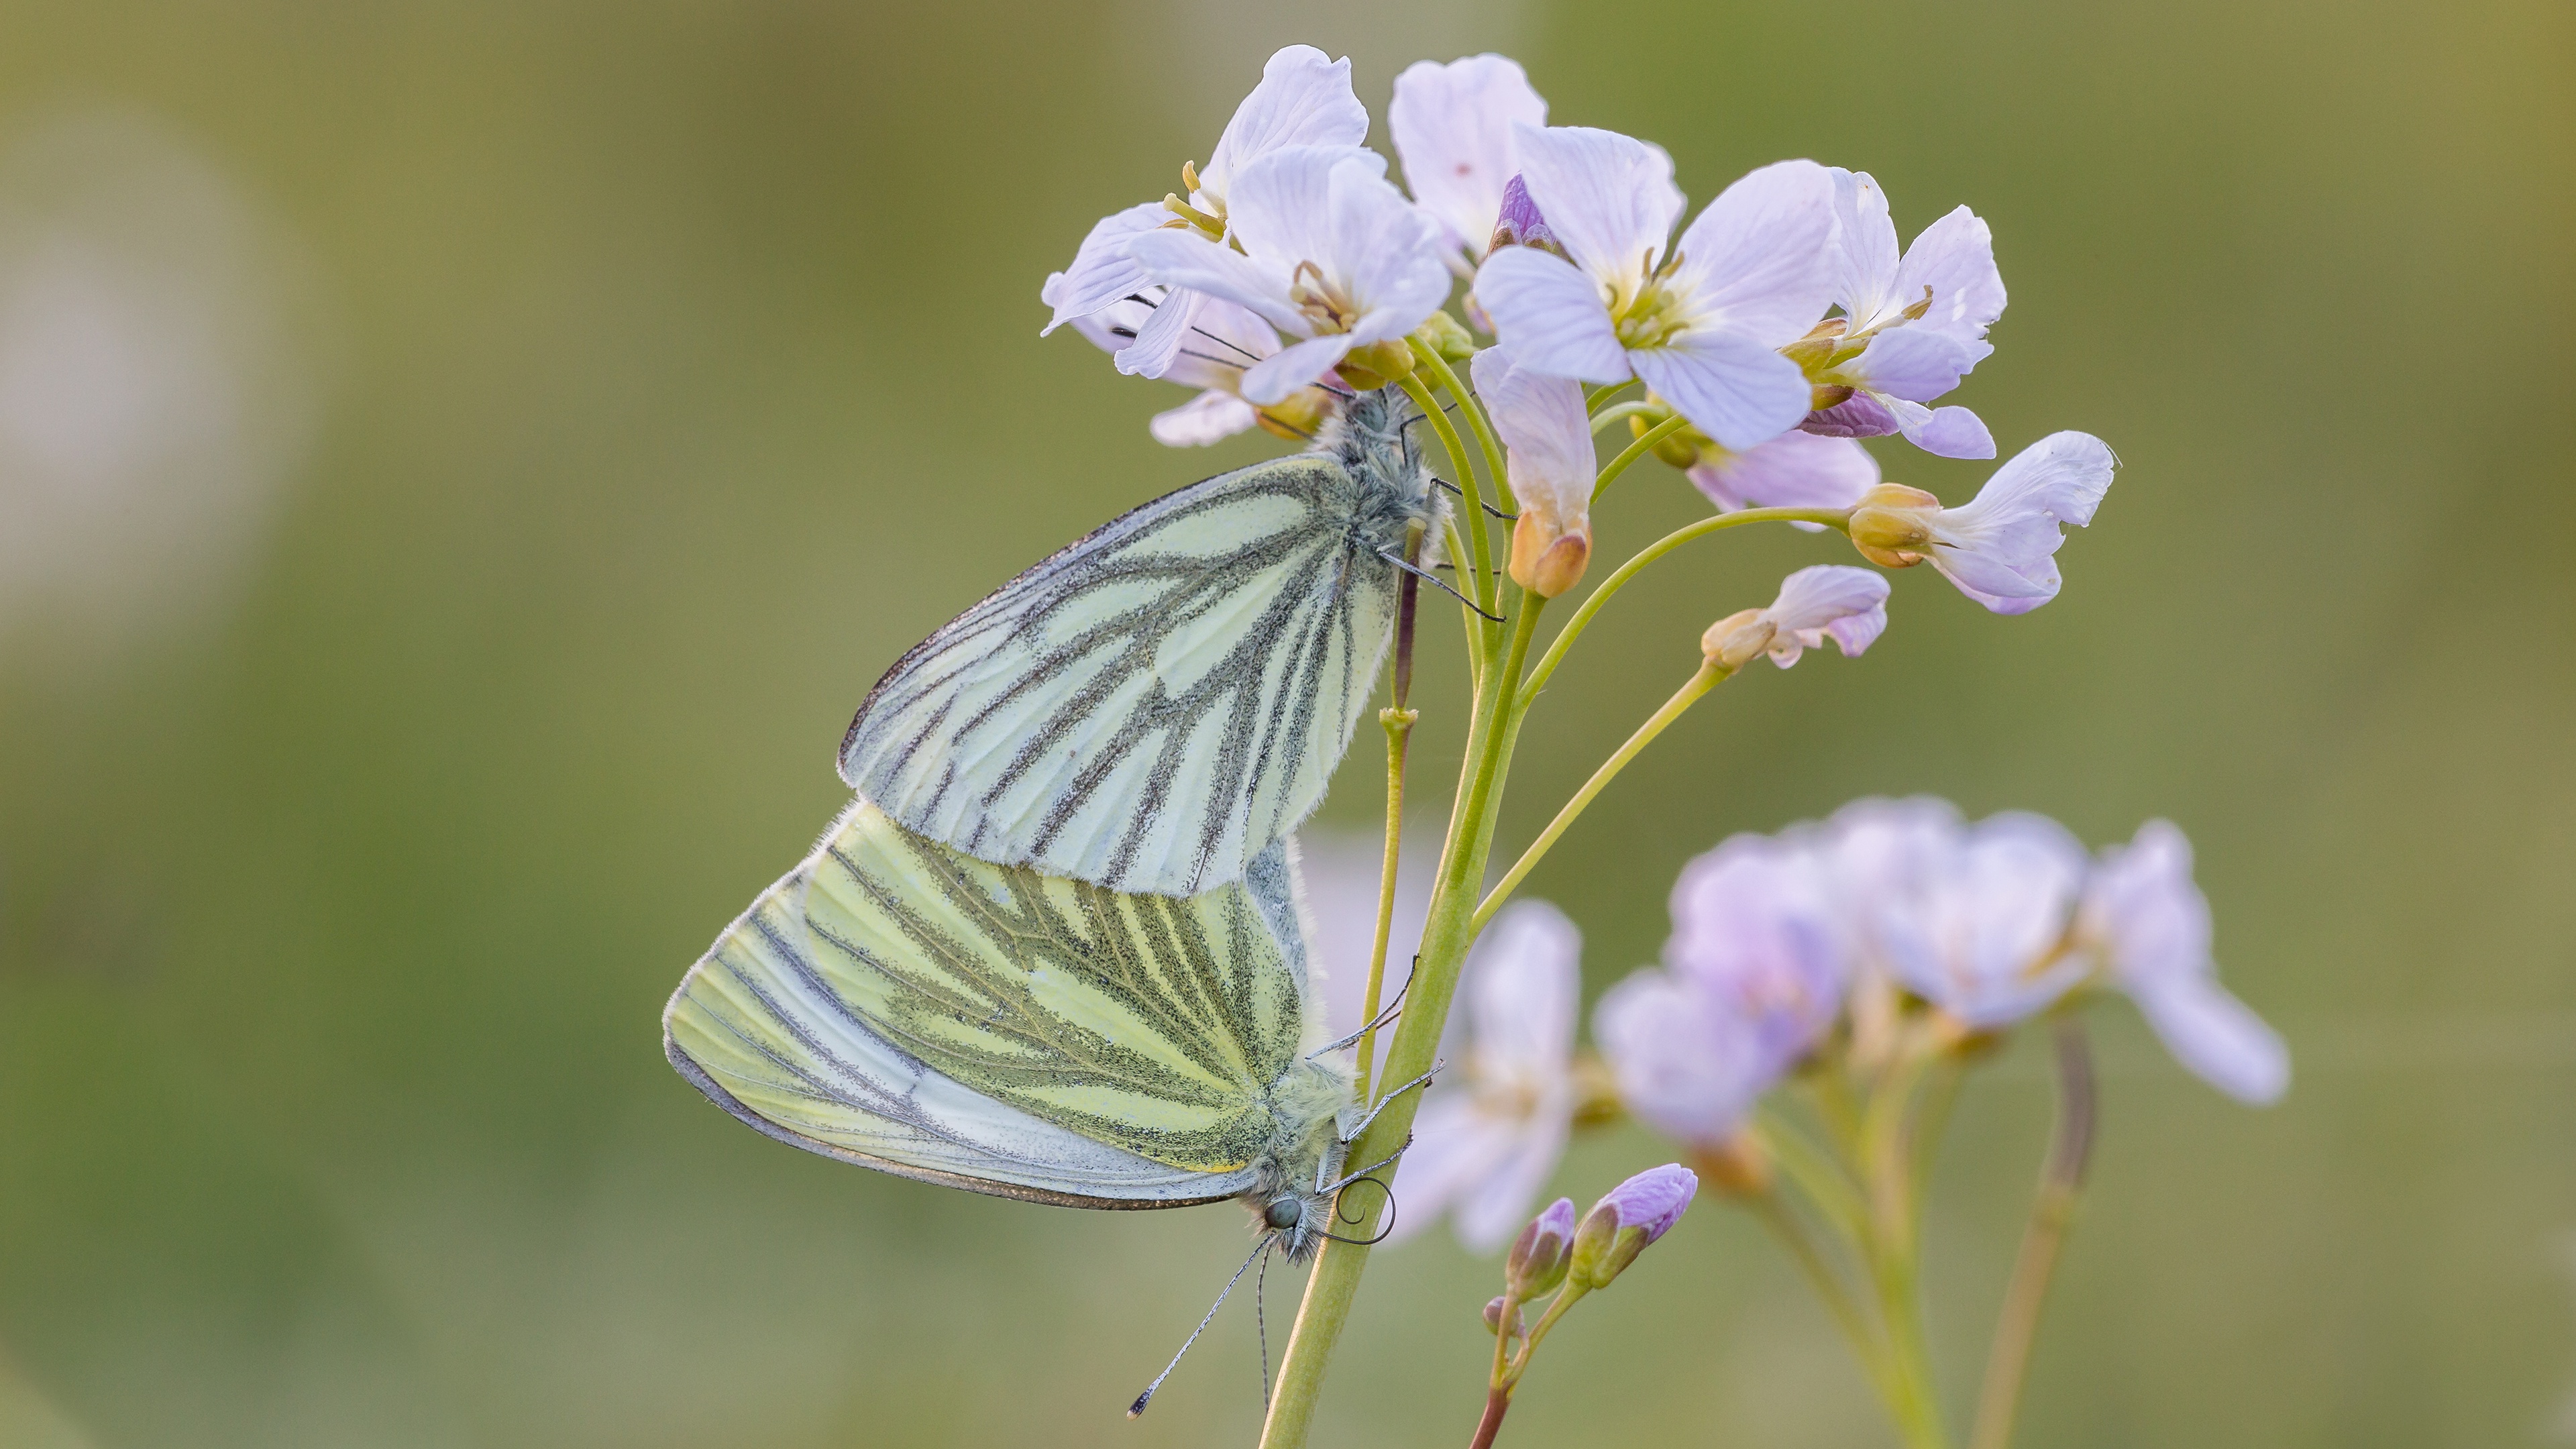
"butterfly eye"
1264,1197,1302,1230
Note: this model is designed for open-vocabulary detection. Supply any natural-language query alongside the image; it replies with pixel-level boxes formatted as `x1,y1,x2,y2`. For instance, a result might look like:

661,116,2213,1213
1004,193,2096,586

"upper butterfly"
838,386,1449,897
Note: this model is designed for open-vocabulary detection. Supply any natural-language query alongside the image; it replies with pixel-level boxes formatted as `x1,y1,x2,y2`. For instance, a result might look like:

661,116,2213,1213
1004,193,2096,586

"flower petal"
1148,390,1258,446
1127,228,1305,335
1762,564,1890,666
1114,285,1203,378
1477,244,1631,383
1688,431,1880,514
1508,123,1685,284
1928,430,2116,611
1471,347,1595,529
1381,1095,1521,1244
1040,201,1169,333
1843,327,1988,405
1595,970,1774,1147
1328,156,1454,345
1451,1102,1572,1252
2131,976,2292,1105
1199,45,1370,198
1799,390,1900,439
1886,396,1996,459
1628,330,1813,451
1892,204,2006,349
1226,144,1387,275
1829,168,1903,327
1668,159,1839,345
1239,331,1356,405
1389,55,1547,260
1466,900,1580,1071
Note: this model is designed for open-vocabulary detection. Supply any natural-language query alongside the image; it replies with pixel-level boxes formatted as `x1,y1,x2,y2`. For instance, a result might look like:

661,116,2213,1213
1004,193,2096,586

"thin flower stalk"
1970,1020,2098,1449
1397,371,1499,614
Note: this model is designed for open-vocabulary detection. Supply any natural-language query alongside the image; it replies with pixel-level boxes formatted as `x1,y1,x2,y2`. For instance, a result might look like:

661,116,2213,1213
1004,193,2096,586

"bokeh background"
2,1,2570,1446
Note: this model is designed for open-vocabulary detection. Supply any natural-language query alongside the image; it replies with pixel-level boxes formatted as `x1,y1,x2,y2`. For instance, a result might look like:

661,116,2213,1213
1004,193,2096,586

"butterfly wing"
663,798,1326,1205
838,456,1401,897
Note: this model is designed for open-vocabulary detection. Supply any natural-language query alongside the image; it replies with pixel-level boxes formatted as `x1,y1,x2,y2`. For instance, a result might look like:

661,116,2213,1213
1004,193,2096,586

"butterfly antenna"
1379,549,1502,623
1188,324,1265,365
1319,1173,1399,1246
1128,1236,1269,1419
1255,1240,1275,1409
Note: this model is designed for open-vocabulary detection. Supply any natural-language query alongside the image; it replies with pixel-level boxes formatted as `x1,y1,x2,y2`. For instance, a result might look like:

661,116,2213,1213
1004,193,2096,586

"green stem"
1412,345,1513,514
1401,372,1497,614
1356,530,1424,1105
1757,1108,1873,1244
1519,507,1852,708
1591,414,1692,501
1583,380,1635,412
1258,596,1546,1449
1474,658,1728,932
1745,1186,1890,1394
1858,1044,1950,1449
1968,1021,2097,1449
1588,400,1666,435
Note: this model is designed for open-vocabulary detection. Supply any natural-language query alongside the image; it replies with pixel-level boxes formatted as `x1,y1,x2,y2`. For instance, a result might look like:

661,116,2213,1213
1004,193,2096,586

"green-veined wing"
663,797,1347,1206
837,390,1442,897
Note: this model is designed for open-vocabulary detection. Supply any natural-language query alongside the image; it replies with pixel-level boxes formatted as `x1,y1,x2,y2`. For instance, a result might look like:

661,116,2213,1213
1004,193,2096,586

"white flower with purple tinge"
2078,821,2290,1104
1866,810,2093,1030
1474,125,1838,450
1127,146,1452,405
1700,564,1892,669
1687,430,1882,520
1384,901,1580,1252
1568,1163,1698,1289
1849,431,2117,614
1040,45,1368,378
1795,170,2006,459
1389,54,1548,270
1043,283,1295,445
1596,833,1854,1146
1472,346,1597,596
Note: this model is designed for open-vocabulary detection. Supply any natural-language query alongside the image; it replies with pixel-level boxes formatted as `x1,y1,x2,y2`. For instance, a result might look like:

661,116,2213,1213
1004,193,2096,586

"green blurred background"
1,1,2569,1445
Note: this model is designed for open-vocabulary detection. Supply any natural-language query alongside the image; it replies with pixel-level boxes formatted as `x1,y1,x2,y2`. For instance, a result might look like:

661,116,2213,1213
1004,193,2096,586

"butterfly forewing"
839,454,1405,896
665,798,1328,1203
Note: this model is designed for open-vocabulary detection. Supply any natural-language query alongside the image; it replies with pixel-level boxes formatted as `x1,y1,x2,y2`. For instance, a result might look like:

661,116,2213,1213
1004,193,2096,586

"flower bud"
1253,386,1333,443
1488,174,1566,260
1568,1165,1698,1291
1335,338,1417,392
1510,512,1591,597
1699,607,1773,669
1483,1295,1525,1338
1410,309,1476,364
1847,482,1942,569
1505,1197,1576,1299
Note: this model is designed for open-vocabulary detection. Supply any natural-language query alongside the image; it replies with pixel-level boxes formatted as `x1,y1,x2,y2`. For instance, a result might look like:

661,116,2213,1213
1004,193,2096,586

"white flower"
1043,282,1315,445
1126,146,1452,406
1795,169,2006,459
1472,125,1837,450
1384,901,1579,1252
1039,44,1368,378
2078,821,2289,1104
1701,564,1891,669
1866,811,2093,1029
1471,346,1595,596
1687,430,1881,519
1389,54,1548,269
1849,431,2117,614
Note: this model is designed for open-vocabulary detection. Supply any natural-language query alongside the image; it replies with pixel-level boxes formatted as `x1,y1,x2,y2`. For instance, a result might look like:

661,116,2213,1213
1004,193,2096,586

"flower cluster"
1603,800,2290,1157
1043,45,2114,617
1384,802,2284,1248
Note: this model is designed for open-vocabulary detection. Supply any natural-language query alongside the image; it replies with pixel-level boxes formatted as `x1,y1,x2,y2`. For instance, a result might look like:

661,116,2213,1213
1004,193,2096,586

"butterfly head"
1317,386,1446,550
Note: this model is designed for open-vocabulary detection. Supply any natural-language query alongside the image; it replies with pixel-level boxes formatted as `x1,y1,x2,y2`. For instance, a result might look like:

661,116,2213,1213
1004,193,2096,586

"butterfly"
835,386,1452,898
664,798,1420,1407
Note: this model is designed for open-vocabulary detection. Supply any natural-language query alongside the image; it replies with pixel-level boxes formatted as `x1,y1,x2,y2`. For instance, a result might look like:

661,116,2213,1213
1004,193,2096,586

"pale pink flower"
2079,821,2289,1104
1389,54,1548,270
1799,168,2006,458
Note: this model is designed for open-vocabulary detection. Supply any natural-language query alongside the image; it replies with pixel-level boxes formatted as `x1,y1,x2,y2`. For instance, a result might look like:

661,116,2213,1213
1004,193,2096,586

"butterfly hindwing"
838,454,1402,897
663,798,1327,1205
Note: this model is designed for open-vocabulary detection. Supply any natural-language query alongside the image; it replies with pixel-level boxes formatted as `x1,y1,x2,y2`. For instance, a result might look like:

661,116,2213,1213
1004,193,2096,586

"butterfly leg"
1307,970,1412,1059
1332,1059,1443,1145
1426,476,1519,521
1323,1134,1414,1195
1377,549,1503,622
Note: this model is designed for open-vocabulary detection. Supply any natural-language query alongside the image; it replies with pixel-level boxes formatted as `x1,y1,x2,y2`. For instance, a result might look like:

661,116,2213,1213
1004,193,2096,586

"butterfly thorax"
1316,386,1449,566
1242,1054,1356,1263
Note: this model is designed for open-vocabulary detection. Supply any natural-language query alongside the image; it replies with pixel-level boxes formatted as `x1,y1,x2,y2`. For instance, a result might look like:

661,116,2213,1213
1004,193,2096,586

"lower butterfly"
837,386,1451,899
663,798,1419,1410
